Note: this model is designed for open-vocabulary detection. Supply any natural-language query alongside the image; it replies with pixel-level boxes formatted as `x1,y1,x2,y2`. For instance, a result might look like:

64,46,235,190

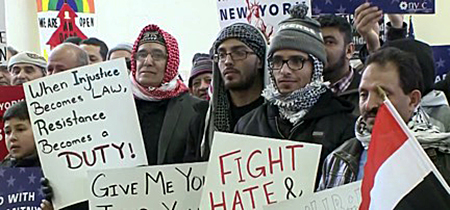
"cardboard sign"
0,0,6,64
199,132,322,210
264,181,361,210
0,86,25,161
0,167,44,210
216,0,311,39
36,0,97,58
23,59,148,209
311,0,435,15
433,45,450,83
88,162,207,210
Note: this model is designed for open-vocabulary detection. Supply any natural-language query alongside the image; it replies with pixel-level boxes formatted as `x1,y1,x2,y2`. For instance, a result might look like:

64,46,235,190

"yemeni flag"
360,98,450,210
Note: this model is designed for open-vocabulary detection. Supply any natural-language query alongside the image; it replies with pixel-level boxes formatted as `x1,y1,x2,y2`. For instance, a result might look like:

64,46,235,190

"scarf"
262,55,329,125
130,24,188,101
356,105,450,153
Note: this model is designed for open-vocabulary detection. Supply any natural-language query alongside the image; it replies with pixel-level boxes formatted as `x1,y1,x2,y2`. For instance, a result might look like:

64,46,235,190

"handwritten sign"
433,45,450,83
0,167,44,210
0,0,6,64
23,59,148,209
264,181,362,210
216,0,311,39
311,0,435,15
199,132,321,210
88,162,207,210
0,86,25,161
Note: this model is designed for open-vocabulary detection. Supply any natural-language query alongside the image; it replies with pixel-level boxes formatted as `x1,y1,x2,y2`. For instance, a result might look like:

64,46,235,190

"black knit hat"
269,4,327,64
382,39,435,95
213,23,266,62
139,31,166,46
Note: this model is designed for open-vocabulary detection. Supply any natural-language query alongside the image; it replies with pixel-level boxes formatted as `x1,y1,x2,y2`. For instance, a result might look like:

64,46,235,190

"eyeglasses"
268,56,309,71
134,50,167,62
214,50,255,62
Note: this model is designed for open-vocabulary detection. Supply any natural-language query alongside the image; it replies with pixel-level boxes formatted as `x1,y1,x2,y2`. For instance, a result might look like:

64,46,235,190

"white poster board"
264,181,362,210
88,162,207,210
0,0,6,64
199,132,321,210
216,0,311,39
24,59,148,209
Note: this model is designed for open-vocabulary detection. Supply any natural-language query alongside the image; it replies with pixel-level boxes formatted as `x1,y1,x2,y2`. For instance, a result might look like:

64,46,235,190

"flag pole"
376,85,387,101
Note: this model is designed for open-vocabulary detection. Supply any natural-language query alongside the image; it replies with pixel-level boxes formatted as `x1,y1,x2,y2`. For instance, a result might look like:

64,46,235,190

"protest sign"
0,86,25,161
88,162,207,210
36,0,97,58
0,0,6,64
199,132,322,210
23,59,148,209
216,0,311,39
311,0,435,15
0,167,44,210
433,45,450,83
264,181,362,210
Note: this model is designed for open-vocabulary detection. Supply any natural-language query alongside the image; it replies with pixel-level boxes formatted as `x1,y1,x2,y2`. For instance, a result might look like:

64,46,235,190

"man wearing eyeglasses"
184,22,268,161
234,5,356,172
130,24,208,166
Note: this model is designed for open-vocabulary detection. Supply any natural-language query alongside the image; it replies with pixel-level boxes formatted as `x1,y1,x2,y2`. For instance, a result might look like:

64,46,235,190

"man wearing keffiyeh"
234,4,356,177
130,24,208,165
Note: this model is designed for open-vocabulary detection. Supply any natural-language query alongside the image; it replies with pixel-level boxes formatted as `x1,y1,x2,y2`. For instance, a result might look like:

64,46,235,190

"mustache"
362,107,379,120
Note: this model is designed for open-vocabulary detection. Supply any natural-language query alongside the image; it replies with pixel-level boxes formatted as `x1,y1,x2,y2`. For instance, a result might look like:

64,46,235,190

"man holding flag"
318,47,450,207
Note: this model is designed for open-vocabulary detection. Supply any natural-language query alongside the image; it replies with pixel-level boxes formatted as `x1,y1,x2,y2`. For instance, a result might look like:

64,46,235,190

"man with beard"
317,15,360,116
184,22,268,161
8,51,47,85
234,4,356,175
318,48,450,190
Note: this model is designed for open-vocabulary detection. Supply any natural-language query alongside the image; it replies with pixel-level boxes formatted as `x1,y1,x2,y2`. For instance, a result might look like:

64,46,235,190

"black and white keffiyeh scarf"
262,55,329,125
356,105,450,153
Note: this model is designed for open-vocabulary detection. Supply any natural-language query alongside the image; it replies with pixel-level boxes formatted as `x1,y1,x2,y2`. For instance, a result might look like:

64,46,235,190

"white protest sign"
264,181,362,210
88,162,207,210
24,59,148,209
0,0,6,64
199,132,321,210
216,0,311,39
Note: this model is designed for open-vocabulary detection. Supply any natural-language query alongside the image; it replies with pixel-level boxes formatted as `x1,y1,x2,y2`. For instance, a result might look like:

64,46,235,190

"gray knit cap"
8,51,47,74
269,4,327,64
213,22,266,61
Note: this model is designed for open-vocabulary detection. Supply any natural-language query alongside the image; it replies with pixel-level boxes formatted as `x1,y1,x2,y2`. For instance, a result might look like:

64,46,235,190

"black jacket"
136,92,208,165
0,154,40,167
234,90,356,167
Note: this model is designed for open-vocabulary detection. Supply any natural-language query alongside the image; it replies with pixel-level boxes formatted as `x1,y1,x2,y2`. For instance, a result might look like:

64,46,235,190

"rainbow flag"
36,0,95,13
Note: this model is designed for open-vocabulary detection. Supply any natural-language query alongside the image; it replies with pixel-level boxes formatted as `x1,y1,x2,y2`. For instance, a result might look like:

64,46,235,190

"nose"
7,132,17,143
143,54,154,65
199,80,210,90
278,62,291,75
224,54,234,66
364,92,382,112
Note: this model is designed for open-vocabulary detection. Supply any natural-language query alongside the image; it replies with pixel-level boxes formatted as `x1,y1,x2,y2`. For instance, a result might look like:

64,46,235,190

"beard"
324,50,346,75
224,74,257,91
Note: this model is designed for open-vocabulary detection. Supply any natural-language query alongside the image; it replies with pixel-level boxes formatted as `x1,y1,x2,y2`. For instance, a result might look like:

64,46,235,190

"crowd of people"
1,2,450,209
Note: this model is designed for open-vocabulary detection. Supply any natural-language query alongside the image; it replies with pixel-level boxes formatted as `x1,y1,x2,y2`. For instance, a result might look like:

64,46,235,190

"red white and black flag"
360,98,450,210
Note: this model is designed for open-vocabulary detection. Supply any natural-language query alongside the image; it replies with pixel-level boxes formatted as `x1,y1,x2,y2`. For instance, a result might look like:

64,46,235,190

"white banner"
88,162,207,210
216,0,311,39
0,0,6,64
24,59,148,209
199,132,321,210
264,181,362,210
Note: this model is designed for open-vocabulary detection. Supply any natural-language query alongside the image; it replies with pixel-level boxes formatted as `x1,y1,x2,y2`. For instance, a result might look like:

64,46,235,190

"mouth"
223,69,239,76
10,145,20,151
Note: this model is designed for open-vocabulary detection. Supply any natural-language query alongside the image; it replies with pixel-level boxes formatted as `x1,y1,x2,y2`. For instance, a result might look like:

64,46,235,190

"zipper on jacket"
274,116,286,138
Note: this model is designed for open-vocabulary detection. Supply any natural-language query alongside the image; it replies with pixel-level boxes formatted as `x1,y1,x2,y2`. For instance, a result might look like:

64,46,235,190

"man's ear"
257,57,263,69
346,43,355,60
409,89,422,110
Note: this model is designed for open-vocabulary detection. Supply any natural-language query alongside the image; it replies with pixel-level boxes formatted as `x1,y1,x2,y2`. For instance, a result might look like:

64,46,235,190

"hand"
354,3,383,53
40,199,54,210
40,177,54,201
387,14,404,28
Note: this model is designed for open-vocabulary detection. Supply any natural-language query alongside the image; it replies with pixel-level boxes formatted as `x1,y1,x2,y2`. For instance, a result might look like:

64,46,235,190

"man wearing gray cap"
8,51,47,85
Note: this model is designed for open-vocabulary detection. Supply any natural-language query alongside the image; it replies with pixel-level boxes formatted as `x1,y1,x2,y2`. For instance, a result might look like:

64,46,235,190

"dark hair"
80,37,109,61
7,46,18,56
317,15,353,44
3,101,29,122
64,36,83,45
365,47,424,94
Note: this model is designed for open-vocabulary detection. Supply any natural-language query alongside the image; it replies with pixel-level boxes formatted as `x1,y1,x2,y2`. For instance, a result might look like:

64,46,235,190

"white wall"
95,0,221,81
